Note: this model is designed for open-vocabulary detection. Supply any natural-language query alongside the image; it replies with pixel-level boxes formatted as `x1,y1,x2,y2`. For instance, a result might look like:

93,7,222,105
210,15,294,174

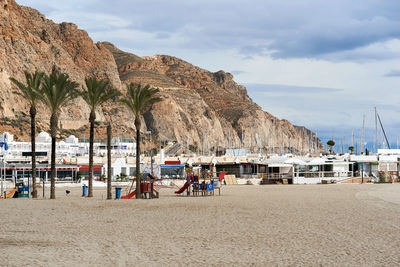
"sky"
17,0,400,151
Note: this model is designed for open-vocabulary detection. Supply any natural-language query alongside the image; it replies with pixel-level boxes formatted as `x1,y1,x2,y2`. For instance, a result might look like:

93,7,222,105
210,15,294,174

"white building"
2,132,136,161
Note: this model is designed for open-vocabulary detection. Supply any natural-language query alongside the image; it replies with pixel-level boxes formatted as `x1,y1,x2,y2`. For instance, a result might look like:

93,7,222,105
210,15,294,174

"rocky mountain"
0,0,322,154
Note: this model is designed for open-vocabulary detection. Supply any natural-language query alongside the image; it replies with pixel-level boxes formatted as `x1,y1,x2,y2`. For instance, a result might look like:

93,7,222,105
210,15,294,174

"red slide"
175,182,189,194
219,172,226,183
121,190,136,199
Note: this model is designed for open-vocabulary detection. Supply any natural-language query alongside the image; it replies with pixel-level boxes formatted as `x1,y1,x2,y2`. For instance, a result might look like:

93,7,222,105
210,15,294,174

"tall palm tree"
39,70,79,199
10,71,44,198
80,77,120,197
119,83,161,199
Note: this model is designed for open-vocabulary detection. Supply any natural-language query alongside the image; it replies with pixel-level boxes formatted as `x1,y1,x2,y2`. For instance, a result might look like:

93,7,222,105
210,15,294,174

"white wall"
294,177,344,184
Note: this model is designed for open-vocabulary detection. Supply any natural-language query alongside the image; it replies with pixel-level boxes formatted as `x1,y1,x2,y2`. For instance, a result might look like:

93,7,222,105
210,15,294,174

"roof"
378,155,399,162
350,155,378,162
284,158,306,165
267,163,293,167
307,158,327,165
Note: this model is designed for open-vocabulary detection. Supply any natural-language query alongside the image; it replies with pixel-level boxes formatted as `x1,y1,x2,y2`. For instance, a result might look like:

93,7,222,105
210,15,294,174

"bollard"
115,187,121,199
82,185,88,196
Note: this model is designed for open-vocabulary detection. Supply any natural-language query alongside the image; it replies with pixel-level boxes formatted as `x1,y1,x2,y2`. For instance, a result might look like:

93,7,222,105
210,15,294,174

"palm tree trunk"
135,118,141,199
30,106,37,198
88,111,95,197
50,113,57,199
107,123,112,200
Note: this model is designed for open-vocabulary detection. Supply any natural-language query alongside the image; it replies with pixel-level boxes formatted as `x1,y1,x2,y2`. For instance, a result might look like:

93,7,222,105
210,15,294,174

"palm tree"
80,77,120,197
119,83,161,199
327,140,335,154
10,71,44,198
38,70,79,199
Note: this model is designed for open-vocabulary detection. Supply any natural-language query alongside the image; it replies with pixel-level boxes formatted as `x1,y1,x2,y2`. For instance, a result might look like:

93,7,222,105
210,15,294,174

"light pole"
146,131,153,175
1,136,8,198
1,155,3,199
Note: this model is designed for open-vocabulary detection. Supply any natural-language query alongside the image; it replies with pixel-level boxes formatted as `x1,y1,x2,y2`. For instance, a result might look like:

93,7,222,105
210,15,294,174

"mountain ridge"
0,0,322,153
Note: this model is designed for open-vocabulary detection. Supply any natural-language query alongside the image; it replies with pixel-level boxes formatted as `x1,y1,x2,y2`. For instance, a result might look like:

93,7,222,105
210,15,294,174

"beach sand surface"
1,184,400,266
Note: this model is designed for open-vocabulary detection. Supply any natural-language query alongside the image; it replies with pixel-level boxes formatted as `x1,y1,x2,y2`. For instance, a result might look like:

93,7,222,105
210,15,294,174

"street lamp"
0,155,4,198
1,135,9,199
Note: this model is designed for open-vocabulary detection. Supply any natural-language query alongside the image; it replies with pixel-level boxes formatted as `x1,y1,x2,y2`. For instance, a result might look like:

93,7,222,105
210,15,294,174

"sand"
1,184,400,266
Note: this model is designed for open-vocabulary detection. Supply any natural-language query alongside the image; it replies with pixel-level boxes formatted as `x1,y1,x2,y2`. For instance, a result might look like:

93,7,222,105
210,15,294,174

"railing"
265,173,293,179
240,174,265,179
262,171,353,180
294,171,353,178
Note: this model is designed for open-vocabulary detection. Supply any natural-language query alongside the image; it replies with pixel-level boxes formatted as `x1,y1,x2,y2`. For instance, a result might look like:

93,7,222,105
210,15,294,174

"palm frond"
121,83,162,119
39,70,79,114
81,77,121,113
9,70,44,106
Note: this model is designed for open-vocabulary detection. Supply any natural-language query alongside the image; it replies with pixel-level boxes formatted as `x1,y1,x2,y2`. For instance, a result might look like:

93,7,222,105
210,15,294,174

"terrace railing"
294,171,353,178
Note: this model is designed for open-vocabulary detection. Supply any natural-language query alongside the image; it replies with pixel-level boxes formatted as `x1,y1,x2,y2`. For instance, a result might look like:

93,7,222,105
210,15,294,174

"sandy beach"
1,184,400,266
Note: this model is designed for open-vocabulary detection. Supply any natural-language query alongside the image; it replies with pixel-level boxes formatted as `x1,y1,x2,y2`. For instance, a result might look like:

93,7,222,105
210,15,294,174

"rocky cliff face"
103,43,322,153
0,0,132,138
0,0,322,154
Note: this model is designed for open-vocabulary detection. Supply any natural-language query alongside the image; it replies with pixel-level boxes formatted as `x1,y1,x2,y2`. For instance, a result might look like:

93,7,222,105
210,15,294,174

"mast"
362,115,365,154
376,111,391,149
343,136,346,154
375,107,378,153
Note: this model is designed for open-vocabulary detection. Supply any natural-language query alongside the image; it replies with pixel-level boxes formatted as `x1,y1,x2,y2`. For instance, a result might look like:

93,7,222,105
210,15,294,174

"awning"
161,164,185,168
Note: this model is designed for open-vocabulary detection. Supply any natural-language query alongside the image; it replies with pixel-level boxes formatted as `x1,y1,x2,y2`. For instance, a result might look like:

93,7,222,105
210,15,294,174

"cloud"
17,0,400,61
244,82,400,145
245,84,343,94
230,70,247,76
384,70,400,77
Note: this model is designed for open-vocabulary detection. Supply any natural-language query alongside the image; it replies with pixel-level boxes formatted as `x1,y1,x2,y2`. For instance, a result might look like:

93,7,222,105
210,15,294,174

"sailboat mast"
375,107,378,153
377,112,391,149
362,115,365,154
343,136,346,154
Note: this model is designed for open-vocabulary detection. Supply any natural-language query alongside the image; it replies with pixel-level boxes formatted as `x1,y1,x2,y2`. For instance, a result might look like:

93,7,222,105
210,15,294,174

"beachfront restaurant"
265,163,293,184
160,161,186,179
214,156,241,177
293,158,353,184
350,155,378,179
261,158,294,184
0,163,79,182
237,155,268,179
77,164,103,179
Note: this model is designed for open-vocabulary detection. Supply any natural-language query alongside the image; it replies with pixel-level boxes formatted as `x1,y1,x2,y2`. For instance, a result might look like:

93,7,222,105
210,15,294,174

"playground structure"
1,188,17,199
1,182,29,199
121,173,159,199
175,167,221,196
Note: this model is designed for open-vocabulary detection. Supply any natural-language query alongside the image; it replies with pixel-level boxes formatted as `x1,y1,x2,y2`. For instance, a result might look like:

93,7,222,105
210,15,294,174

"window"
309,165,319,172
161,167,185,179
